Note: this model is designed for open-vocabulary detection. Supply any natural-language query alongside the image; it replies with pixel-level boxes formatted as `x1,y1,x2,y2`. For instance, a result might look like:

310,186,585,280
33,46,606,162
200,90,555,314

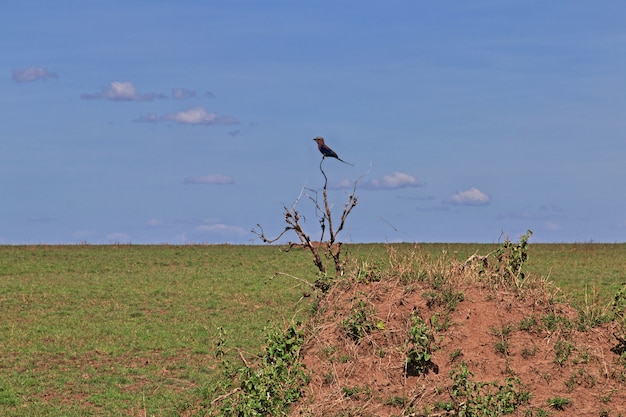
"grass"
349,242,626,306
1,242,625,415
526,243,626,306
0,244,316,416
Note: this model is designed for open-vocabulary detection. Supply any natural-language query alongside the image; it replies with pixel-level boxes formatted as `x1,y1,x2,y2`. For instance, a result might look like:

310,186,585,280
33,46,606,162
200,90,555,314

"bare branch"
211,387,241,405
251,222,292,244
319,157,328,189
254,159,369,277
267,271,317,290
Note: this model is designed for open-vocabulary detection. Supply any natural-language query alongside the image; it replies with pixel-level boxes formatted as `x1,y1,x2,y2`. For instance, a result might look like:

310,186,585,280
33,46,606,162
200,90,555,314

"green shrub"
215,324,307,416
495,230,532,282
546,396,570,410
342,299,378,343
450,363,531,416
405,311,436,376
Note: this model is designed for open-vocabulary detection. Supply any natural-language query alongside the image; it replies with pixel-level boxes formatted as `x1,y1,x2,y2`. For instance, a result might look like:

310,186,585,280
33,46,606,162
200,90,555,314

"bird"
313,137,353,165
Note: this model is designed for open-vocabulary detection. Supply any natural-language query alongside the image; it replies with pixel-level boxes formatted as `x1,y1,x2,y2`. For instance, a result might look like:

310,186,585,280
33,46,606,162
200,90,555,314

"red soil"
291,273,626,416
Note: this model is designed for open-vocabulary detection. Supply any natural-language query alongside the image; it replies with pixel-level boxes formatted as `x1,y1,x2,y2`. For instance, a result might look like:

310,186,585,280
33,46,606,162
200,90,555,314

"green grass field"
1,243,625,416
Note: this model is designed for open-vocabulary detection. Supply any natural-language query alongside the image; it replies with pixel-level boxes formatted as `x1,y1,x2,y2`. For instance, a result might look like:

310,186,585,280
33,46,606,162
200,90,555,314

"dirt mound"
291,252,626,416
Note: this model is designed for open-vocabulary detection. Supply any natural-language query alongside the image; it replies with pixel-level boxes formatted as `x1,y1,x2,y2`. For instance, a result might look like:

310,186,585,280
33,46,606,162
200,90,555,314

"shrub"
405,311,436,376
494,230,532,282
214,324,307,416
450,363,531,416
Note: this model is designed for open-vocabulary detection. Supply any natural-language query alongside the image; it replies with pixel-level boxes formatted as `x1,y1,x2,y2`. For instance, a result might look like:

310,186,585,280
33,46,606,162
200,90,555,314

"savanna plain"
1,242,626,416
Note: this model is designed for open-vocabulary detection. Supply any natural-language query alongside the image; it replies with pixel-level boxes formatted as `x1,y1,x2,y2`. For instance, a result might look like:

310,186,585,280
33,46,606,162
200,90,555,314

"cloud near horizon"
194,223,247,237
105,232,131,242
184,174,234,185
12,67,58,83
500,205,564,221
448,187,490,206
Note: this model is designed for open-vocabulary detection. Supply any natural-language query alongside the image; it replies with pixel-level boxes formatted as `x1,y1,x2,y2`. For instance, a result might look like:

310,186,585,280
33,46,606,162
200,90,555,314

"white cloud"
12,67,57,83
163,107,239,125
503,205,564,221
146,218,162,226
134,107,239,126
82,82,209,102
184,174,234,185
329,172,423,191
195,223,246,237
81,81,163,101
449,187,490,206
72,230,95,240
329,179,355,190
171,88,196,99
363,172,424,190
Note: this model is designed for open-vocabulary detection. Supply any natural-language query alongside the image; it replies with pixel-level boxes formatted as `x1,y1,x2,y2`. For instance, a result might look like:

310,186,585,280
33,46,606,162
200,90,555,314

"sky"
2,1,625,244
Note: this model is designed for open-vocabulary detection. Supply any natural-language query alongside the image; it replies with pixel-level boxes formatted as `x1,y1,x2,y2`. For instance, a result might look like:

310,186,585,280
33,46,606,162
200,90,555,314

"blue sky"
2,1,625,244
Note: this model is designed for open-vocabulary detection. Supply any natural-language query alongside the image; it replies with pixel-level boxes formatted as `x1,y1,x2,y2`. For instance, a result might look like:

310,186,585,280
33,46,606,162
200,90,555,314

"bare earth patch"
291,268,626,416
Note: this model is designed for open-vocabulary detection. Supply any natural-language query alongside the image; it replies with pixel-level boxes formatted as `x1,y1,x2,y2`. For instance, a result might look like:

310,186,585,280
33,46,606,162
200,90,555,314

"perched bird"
313,137,353,165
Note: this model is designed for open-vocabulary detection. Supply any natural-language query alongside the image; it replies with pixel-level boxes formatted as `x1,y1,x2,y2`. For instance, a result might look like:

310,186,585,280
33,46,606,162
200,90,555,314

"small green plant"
449,363,531,416
577,286,613,330
0,383,18,407
491,324,514,356
450,349,463,362
542,311,573,332
215,326,226,358
430,312,453,332
611,334,626,360
433,400,455,411
610,283,626,359
405,311,435,376
423,286,464,311
215,324,307,416
314,274,333,292
383,395,408,407
521,344,538,359
320,345,337,359
356,259,384,283
554,340,574,366
342,299,377,343
519,316,539,332
546,396,570,410
494,229,532,283
341,385,371,400
323,372,334,384
525,408,550,417
600,389,616,404
565,368,596,392
611,282,626,323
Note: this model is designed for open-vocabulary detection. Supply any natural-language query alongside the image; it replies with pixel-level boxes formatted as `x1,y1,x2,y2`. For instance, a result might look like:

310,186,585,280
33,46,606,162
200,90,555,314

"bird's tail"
338,157,354,166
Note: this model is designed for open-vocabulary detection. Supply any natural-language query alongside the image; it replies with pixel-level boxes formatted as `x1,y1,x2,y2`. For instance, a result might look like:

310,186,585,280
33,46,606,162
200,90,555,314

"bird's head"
313,137,324,144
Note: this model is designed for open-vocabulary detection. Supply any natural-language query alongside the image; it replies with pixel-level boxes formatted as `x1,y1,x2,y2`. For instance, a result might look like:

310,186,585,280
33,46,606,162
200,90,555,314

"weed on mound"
211,233,626,416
